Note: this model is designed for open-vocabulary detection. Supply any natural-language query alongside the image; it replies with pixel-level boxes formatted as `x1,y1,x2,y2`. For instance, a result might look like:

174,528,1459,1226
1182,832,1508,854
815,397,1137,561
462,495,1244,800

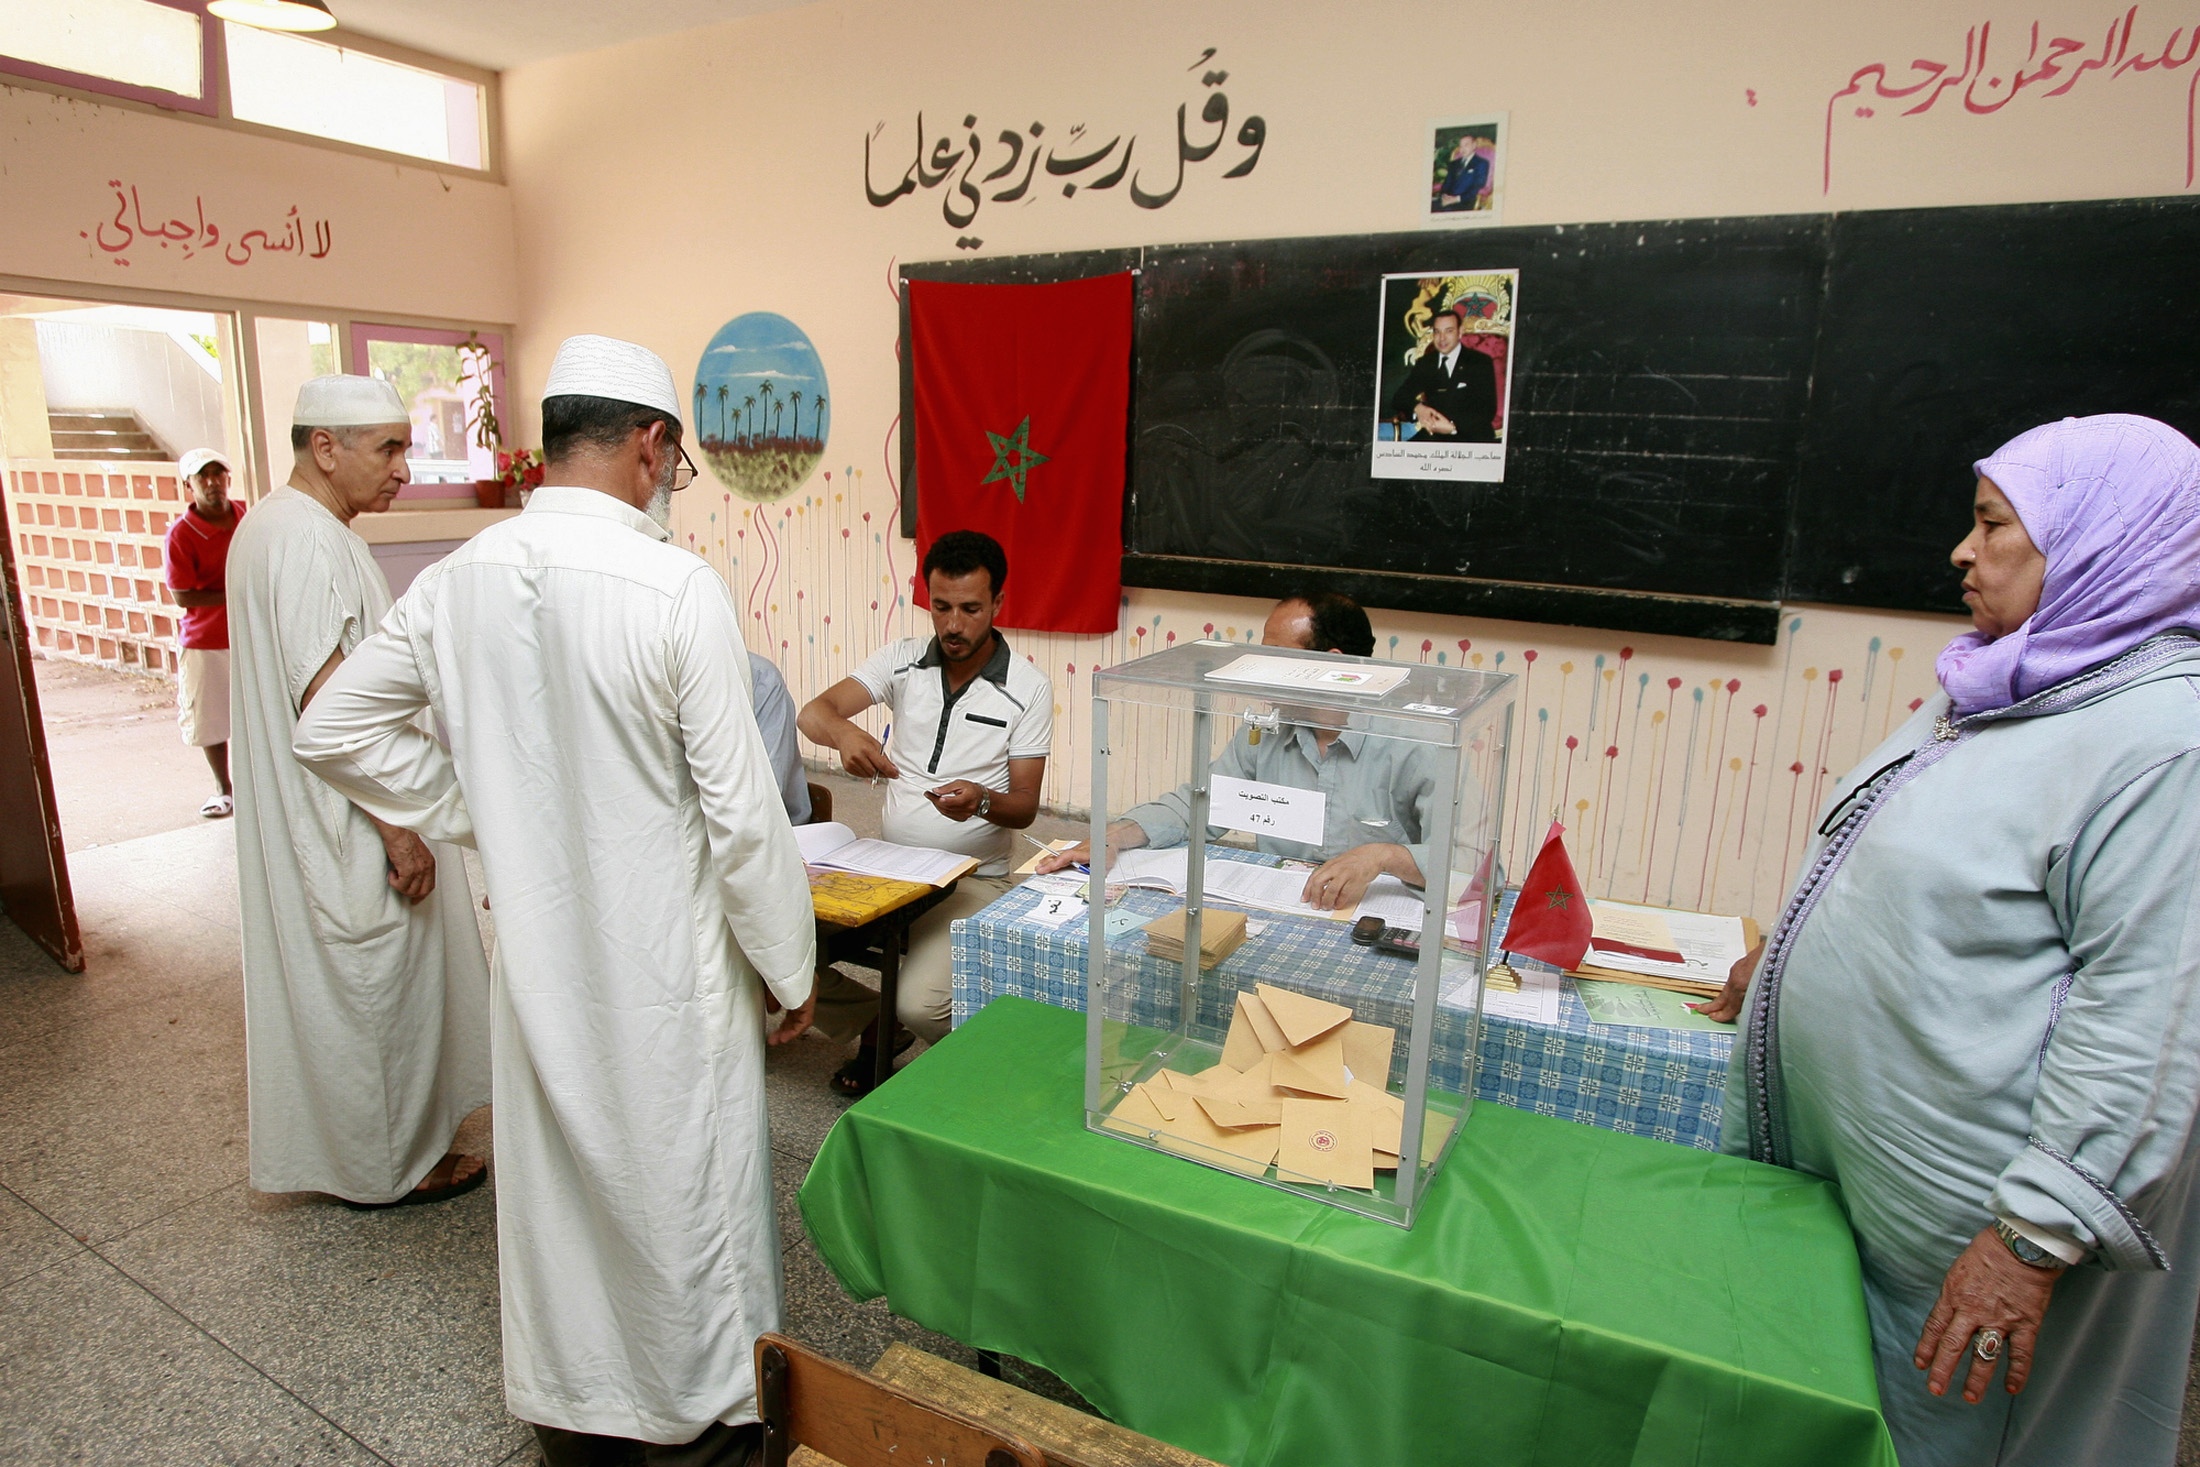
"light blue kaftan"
1724,636,2200,1466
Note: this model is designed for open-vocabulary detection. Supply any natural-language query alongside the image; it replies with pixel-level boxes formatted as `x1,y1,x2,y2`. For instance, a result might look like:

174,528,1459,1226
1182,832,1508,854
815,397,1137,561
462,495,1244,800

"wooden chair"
757,1334,1045,1467
807,781,833,825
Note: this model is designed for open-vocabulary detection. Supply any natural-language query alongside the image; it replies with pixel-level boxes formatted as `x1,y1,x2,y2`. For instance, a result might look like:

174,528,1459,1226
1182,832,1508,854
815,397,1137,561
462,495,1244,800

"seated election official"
1040,591,1439,911
799,530,1053,1092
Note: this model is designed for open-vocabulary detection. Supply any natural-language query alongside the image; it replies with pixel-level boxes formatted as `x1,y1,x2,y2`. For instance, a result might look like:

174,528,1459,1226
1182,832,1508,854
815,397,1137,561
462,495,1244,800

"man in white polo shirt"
799,529,1051,1092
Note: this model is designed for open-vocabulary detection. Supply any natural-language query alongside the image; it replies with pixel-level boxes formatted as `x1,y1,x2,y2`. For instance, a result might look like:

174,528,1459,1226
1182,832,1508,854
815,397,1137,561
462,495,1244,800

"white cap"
177,448,229,479
293,374,408,428
542,334,682,426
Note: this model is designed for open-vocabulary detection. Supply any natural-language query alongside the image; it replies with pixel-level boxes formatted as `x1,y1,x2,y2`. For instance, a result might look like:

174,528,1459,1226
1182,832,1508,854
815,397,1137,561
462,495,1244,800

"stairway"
47,411,171,463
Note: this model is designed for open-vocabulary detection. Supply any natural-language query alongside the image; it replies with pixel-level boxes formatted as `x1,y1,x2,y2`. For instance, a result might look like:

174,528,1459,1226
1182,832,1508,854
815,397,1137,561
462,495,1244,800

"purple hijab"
1936,414,2200,715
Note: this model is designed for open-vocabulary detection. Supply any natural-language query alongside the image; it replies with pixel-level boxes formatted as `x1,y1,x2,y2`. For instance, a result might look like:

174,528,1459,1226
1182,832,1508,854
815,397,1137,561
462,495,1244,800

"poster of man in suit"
1371,270,1518,483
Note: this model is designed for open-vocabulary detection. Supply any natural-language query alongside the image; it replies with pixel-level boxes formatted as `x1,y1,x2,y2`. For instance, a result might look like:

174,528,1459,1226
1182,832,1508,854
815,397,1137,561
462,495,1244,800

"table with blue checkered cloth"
949,852,1733,1150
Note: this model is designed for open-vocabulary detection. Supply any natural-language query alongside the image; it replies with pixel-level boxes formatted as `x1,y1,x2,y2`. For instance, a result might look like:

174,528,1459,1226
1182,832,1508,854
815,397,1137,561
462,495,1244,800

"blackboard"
1789,198,2200,613
901,196,2200,643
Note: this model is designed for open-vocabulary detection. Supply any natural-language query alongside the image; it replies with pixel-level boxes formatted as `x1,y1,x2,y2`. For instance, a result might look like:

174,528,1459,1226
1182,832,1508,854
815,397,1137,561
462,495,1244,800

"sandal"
830,1032,916,1098
199,794,233,819
340,1152,489,1210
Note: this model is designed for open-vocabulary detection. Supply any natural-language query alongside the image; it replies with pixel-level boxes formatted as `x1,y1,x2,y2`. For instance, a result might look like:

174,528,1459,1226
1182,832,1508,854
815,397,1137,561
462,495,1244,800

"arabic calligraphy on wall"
864,47,1266,250
79,179,334,268
1824,7,2200,192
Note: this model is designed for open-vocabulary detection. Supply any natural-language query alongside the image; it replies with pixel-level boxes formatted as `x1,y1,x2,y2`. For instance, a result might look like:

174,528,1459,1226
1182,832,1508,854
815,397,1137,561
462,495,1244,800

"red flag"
1500,822,1592,970
911,274,1131,634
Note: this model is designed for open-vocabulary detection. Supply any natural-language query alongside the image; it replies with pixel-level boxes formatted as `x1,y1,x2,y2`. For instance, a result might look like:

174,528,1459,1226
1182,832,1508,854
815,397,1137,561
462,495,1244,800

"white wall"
35,321,225,456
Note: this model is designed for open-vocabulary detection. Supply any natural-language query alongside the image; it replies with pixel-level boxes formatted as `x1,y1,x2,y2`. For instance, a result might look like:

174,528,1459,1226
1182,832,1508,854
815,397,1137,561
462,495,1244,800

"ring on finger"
1973,1328,2004,1362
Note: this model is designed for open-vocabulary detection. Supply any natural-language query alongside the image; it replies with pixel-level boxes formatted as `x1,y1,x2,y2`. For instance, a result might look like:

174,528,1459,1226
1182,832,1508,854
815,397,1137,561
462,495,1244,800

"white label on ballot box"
1210,776,1327,845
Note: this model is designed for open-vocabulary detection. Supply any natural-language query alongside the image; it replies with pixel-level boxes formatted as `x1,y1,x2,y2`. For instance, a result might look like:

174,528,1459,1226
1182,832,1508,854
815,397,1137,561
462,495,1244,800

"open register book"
792,822,978,888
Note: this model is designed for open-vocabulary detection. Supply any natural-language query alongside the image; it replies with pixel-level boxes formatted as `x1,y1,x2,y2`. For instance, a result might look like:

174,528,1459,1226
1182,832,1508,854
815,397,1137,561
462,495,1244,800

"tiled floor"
0,759,1089,1467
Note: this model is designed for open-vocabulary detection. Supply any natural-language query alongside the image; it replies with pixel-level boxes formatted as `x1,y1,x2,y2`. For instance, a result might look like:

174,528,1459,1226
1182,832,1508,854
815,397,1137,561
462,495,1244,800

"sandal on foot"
830,1033,916,1098
200,794,233,819
341,1152,488,1210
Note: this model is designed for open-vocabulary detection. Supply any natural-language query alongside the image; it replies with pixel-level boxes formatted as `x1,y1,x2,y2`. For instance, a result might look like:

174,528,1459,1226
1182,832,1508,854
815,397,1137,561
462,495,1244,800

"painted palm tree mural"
692,312,830,503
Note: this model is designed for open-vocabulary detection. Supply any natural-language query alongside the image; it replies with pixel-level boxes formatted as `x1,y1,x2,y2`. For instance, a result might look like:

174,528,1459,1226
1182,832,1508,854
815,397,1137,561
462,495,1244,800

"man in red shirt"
165,448,245,818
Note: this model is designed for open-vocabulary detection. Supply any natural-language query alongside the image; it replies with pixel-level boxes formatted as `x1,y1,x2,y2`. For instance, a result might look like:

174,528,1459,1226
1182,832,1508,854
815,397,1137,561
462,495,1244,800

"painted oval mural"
692,312,829,503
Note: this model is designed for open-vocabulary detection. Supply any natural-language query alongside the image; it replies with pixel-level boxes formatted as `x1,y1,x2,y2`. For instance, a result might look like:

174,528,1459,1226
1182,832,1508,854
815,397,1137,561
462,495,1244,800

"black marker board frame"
899,196,2200,645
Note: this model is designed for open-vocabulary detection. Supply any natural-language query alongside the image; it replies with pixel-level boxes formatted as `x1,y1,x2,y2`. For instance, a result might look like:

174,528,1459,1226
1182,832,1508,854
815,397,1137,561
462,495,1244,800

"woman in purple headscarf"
1709,415,2200,1465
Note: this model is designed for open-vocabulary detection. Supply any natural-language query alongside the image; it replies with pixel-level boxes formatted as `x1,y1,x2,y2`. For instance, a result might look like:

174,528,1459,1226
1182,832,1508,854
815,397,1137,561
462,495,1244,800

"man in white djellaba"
226,375,492,1207
294,335,816,1466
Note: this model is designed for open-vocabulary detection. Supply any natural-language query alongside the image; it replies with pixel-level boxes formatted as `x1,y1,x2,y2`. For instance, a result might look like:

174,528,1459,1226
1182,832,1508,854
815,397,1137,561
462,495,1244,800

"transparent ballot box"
1083,642,1514,1227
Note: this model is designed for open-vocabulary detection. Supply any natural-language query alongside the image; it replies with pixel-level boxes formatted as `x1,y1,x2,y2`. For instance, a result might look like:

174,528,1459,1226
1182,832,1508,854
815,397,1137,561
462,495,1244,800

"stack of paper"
1143,907,1249,970
1101,982,1453,1192
1577,899,1754,998
1101,848,1352,922
793,822,978,888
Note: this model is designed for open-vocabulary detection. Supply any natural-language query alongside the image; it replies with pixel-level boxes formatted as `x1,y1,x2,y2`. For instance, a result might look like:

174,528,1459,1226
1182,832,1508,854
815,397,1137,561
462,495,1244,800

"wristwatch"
1992,1218,2067,1270
977,792,992,819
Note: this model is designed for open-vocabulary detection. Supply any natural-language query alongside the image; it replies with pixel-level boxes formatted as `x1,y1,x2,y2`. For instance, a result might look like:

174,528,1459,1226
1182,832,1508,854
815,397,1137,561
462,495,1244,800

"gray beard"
644,480,674,529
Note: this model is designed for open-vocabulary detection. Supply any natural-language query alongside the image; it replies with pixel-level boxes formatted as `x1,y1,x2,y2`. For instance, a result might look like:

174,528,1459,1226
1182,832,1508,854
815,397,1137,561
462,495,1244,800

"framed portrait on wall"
1371,269,1519,483
1423,113,1507,227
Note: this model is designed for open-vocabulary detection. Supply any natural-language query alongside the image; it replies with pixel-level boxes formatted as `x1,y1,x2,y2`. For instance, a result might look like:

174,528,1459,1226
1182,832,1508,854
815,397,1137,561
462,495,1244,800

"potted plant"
461,333,510,508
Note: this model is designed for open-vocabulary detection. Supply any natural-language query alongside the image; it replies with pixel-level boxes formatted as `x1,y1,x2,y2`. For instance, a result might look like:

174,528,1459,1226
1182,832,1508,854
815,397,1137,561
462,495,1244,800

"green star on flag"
1545,888,1573,909
981,416,1049,502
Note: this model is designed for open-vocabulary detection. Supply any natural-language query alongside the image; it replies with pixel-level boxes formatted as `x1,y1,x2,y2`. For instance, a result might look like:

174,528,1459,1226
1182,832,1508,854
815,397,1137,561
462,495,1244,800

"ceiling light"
207,0,338,33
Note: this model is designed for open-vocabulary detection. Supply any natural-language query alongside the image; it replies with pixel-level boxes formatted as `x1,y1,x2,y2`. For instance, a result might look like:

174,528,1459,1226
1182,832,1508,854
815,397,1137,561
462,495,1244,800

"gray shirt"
747,653,810,825
1121,720,1441,880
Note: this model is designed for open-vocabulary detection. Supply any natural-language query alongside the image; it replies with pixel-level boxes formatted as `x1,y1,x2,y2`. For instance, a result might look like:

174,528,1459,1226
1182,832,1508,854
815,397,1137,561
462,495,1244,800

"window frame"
0,4,500,182
349,321,511,498
0,0,219,118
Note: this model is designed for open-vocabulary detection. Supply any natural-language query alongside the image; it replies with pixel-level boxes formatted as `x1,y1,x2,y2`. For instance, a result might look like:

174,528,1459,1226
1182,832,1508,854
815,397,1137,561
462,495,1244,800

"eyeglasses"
672,441,698,491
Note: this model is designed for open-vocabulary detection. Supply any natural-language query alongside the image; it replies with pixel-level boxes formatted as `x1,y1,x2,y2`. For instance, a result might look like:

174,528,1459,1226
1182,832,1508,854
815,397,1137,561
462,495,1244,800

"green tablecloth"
798,998,1895,1467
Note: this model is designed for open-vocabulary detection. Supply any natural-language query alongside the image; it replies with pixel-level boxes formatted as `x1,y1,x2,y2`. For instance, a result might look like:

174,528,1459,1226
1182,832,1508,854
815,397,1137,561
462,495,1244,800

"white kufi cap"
177,448,229,478
293,374,408,428
543,334,683,427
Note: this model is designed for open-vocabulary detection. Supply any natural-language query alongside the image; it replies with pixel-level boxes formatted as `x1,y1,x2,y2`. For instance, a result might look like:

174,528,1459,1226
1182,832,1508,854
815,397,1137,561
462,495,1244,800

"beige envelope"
1374,1150,1401,1172
1220,994,1271,1070
1196,1092,1285,1129
1342,1021,1396,1085
1213,1052,1278,1103
1271,1026,1349,1099
1141,1080,1191,1123
1235,990,1291,1055
1346,1079,1405,1154
1101,1083,1170,1138
1150,1101,1281,1177
1256,983,1354,1049
1277,1099,1374,1190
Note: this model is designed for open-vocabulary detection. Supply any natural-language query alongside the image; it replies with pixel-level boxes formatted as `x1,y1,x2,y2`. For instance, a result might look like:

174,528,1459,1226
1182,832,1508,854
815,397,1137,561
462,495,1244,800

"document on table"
1584,899,1748,983
1204,860,1349,921
793,821,976,887
1025,891,1087,928
1105,846,1189,893
1572,978,1733,1033
1204,653,1411,697
1351,875,1428,929
1439,957,1563,1025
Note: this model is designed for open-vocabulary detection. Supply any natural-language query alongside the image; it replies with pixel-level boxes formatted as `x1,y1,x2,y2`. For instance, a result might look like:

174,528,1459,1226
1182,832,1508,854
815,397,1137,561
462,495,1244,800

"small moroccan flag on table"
1499,821,1592,971
909,273,1132,634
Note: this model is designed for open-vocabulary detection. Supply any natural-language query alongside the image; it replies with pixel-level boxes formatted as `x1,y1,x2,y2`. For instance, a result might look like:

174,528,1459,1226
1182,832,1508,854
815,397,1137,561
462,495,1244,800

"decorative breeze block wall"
5,462,184,676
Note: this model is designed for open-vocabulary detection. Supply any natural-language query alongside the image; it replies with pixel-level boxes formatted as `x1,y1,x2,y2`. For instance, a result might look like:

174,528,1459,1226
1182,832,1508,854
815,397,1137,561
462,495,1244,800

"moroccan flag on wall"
1500,822,1593,970
910,273,1132,634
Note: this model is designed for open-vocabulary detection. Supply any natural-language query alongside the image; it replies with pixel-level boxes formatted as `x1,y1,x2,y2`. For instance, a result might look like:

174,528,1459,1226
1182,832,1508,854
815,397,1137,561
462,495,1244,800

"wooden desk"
811,870,959,1089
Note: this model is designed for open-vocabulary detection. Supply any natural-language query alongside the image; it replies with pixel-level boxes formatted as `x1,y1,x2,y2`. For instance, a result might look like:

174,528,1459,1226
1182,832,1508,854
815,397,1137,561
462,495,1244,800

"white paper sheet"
1026,892,1087,927
1439,958,1562,1025
795,821,972,886
1105,846,1189,892
1204,860,1346,920
1210,774,1328,845
1583,900,1748,983
1204,654,1410,697
1351,874,1428,929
